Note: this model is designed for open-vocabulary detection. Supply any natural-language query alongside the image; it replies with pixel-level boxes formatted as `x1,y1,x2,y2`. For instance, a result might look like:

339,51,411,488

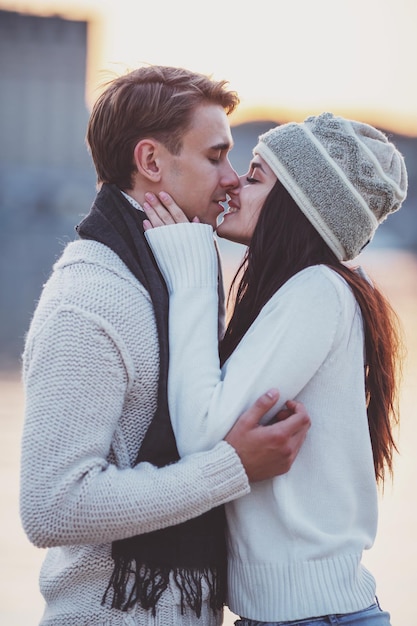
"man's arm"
225,390,310,482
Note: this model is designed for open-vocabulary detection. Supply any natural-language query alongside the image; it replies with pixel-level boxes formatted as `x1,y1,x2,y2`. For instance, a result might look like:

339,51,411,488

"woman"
143,112,407,625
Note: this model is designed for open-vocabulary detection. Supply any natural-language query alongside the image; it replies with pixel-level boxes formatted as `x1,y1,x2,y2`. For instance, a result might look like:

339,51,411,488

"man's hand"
225,390,310,482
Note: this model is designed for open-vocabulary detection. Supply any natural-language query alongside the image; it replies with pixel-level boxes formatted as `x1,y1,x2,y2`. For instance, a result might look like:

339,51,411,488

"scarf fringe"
102,557,226,617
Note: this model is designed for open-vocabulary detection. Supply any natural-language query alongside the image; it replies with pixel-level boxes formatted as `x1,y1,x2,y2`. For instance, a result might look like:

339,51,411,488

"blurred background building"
0,10,96,365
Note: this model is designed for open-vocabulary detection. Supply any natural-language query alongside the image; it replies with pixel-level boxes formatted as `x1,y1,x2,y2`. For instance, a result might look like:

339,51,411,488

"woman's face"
216,154,277,245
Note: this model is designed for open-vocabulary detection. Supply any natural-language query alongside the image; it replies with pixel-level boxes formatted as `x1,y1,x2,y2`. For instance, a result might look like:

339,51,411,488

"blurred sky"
1,0,417,135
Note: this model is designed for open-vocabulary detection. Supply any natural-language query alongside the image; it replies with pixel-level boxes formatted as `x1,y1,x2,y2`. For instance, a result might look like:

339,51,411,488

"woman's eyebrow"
251,162,266,173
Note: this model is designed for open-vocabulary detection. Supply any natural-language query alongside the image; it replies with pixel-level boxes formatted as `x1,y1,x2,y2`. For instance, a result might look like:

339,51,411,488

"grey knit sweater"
20,239,249,625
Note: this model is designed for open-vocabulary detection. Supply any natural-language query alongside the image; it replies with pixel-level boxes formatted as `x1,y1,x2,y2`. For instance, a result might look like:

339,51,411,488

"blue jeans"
234,601,391,626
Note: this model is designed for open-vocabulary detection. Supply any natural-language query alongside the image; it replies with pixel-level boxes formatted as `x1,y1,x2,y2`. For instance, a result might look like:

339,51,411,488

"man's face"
159,103,239,228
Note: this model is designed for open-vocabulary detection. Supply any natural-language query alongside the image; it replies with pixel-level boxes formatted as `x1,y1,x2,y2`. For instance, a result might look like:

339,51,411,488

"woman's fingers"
157,192,189,223
142,201,168,228
143,191,189,228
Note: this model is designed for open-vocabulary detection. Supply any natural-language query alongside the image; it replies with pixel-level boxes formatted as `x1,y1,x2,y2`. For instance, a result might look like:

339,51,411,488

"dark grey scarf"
76,183,227,617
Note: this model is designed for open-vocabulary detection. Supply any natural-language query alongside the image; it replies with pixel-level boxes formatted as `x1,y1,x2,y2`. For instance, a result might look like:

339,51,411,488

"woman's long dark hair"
220,180,403,484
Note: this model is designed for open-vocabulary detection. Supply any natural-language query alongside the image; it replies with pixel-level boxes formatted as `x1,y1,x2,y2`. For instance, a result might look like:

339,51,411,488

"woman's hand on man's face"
143,191,199,230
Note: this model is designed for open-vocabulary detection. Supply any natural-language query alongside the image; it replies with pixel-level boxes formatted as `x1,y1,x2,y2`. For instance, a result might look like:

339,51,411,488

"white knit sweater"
20,239,250,626
145,223,379,622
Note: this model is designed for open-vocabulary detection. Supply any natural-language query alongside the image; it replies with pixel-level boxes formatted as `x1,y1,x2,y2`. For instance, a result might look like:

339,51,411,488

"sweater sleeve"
145,223,344,457
20,304,249,548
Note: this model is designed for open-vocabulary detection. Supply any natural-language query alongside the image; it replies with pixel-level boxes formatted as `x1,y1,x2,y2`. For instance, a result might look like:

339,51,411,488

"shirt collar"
120,190,144,212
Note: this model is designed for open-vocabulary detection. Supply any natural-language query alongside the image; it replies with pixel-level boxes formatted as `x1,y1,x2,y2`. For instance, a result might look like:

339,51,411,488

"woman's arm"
145,223,341,457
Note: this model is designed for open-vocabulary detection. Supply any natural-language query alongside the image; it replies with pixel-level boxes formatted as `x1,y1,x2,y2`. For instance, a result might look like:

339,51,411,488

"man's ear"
133,139,162,182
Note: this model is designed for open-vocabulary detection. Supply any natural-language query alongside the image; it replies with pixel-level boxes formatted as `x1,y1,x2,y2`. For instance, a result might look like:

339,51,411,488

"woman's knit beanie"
254,112,408,261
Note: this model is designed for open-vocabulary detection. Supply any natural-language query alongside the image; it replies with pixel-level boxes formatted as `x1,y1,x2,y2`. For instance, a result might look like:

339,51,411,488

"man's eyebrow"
210,142,233,151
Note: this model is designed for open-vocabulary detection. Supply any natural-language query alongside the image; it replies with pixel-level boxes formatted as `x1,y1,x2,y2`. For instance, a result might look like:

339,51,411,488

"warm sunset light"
1,0,417,135
1,3,417,626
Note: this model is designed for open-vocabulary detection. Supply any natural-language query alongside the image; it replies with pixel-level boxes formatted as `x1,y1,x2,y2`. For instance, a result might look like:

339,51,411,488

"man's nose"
221,161,239,189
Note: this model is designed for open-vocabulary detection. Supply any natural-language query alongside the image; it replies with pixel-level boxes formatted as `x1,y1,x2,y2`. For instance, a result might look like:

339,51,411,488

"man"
20,65,310,626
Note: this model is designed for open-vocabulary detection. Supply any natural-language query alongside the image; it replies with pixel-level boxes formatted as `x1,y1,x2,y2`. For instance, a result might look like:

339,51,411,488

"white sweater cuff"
145,223,218,292
197,441,250,503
